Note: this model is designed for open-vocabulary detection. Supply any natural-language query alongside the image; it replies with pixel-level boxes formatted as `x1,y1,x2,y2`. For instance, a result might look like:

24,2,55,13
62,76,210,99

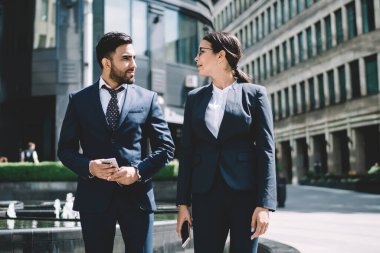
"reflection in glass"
33,0,56,49
165,9,200,66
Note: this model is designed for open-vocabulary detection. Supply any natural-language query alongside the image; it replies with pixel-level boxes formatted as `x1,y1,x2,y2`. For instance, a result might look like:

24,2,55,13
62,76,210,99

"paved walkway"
262,185,380,253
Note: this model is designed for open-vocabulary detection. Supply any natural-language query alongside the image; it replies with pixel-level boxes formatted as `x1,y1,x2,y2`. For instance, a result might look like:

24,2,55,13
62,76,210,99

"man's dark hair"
96,32,133,69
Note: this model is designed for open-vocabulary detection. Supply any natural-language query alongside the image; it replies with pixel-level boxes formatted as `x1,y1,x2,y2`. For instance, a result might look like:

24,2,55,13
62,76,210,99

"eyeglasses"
197,47,213,57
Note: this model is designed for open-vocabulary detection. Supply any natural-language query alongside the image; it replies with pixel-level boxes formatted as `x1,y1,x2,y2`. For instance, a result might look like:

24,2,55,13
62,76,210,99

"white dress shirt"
205,82,236,138
99,77,128,114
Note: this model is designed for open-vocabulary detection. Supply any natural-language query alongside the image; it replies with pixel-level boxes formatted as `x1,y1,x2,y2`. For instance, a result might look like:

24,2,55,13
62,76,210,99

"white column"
378,53,380,92
290,138,299,184
271,5,275,32
375,0,380,29
305,79,310,111
342,6,348,41
289,84,294,115
313,76,319,109
281,89,286,118
283,0,289,24
279,43,284,72
274,91,279,121
296,82,302,113
321,15,326,51
311,23,316,57
331,12,337,47
286,39,291,68
355,0,363,35
302,29,307,62
359,57,367,96
345,62,352,99
83,0,93,87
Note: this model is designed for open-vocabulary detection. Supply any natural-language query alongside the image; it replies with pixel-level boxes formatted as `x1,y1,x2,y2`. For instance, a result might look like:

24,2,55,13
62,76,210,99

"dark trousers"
79,189,153,253
192,171,259,253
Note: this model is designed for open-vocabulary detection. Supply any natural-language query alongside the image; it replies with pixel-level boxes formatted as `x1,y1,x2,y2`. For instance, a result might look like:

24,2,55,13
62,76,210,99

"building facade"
0,0,213,161
212,0,380,183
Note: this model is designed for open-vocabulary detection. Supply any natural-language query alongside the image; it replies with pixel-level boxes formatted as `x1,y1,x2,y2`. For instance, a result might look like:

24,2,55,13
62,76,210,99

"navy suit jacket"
58,82,175,213
176,82,276,211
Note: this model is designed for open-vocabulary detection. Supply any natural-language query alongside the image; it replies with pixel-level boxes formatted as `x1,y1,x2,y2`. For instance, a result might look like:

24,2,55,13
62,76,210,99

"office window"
261,12,265,38
365,54,379,94
346,2,357,39
362,0,375,33
234,0,238,19
288,0,294,19
327,70,335,104
298,32,304,62
281,0,286,24
338,65,346,102
41,0,48,21
309,78,315,110
292,85,298,114
285,88,290,117
274,2,279,28
282,42,288,70
317,74,325,108
105,0,131,35
315,21,322,55
246,64,251,78
297,0,303,14
335,9,344,44
132,0,147,56
257,58,261,81
277,90,283,118
271,94,276,119
239,29,243,46
256,17,259,41
245,25,249,48
350,60,361,98
263,54,267,80
165,9,199,65
276,46,281,73
251,61,255,80
290,37,296,66
300,81,306,112
250,21,254,45
305,0,311,8
324,15,332,49
229,2,233,22
306,27,312,59
270,50,274,77
267,8,272,34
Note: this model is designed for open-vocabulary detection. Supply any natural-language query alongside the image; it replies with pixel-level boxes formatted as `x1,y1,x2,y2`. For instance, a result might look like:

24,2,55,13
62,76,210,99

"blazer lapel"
89,82,110,131
117,84,134,129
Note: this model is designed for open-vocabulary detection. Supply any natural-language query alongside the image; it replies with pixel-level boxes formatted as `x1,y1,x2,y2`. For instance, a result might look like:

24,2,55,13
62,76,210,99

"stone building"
212,0,380,183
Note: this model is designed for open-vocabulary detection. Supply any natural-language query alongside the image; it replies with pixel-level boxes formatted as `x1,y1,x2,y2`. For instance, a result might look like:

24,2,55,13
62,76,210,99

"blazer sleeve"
253,86,277,211
57,94,92,179
176,93,194,206
135,93,175,182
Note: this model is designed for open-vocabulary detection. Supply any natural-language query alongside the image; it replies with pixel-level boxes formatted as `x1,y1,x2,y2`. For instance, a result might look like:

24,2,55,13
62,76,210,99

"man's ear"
101,58,111,69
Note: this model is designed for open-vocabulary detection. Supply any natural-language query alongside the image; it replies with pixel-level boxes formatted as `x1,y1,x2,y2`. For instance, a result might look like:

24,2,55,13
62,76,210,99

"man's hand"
89,159,118,180
250,207,269,239
176,205,192,239
107,166,139,185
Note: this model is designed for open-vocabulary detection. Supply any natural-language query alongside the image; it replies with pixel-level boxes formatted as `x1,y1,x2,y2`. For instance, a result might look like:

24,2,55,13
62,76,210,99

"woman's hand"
176,205,192,239
250,207,269,239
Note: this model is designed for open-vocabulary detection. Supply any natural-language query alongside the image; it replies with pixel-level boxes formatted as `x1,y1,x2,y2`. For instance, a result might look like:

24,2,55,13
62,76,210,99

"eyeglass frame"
197,47,213,57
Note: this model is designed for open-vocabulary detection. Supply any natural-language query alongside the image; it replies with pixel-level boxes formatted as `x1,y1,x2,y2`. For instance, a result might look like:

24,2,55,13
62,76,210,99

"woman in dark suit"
176,32,276,253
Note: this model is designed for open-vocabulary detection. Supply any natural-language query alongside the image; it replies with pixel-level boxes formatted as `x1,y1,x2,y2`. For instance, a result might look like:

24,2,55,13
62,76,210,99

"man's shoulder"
129,84,155,96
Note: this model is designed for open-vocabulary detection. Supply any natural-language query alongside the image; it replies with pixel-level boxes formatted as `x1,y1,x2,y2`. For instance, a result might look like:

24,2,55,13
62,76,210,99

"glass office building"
0,0,213,160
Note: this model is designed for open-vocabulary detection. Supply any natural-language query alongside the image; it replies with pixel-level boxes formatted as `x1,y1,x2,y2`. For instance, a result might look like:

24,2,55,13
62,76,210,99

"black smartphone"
181,220,191,248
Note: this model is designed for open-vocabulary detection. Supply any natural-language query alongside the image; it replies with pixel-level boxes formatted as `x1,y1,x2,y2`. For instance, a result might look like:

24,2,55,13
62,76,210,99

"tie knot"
102,85,125,97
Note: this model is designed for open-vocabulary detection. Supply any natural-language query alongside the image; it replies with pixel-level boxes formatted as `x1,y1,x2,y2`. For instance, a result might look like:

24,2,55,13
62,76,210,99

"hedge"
0,160,179,182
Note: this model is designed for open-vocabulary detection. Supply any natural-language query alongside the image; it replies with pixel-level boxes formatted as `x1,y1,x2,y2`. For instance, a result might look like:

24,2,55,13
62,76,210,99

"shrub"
153,159,179,181
0,162,77,182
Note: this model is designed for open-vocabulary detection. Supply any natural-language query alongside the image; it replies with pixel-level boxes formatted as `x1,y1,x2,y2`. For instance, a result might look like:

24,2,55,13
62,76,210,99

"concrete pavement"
262,185,380,252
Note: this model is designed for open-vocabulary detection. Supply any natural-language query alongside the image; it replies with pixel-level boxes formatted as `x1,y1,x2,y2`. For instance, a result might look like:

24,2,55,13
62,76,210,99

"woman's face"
194,40,218,77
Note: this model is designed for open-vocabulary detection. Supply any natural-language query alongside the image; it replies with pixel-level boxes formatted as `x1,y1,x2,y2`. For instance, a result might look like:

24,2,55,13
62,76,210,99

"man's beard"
110,64,135,85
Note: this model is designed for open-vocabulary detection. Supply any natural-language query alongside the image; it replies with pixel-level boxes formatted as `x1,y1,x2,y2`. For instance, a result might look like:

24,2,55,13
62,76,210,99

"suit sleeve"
135,93,175,181
57,94,92,179
176,93,194,206
253,86,277,211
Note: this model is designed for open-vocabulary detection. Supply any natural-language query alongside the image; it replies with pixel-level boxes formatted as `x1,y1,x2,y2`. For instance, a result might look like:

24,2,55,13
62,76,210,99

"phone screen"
181,220,190,248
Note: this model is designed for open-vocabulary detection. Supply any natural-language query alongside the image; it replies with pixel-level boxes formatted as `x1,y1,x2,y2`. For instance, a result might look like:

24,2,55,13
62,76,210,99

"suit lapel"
89,82,110,131
117,84,134,129
197,84,216,140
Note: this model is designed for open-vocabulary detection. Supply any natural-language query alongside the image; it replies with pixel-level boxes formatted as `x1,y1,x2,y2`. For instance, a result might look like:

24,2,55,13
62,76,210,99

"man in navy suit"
58,32,175,253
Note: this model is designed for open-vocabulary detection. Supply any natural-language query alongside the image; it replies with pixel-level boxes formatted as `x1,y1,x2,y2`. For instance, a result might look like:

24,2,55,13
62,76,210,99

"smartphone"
102,158,119,170
181,220,191,248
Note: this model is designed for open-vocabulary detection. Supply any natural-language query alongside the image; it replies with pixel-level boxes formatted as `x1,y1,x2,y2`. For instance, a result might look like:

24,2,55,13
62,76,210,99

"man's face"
108,44,137,85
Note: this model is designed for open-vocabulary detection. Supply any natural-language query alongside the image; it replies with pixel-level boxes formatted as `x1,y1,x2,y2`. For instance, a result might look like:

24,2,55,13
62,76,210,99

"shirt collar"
99,77,128,90
212,81,237,94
